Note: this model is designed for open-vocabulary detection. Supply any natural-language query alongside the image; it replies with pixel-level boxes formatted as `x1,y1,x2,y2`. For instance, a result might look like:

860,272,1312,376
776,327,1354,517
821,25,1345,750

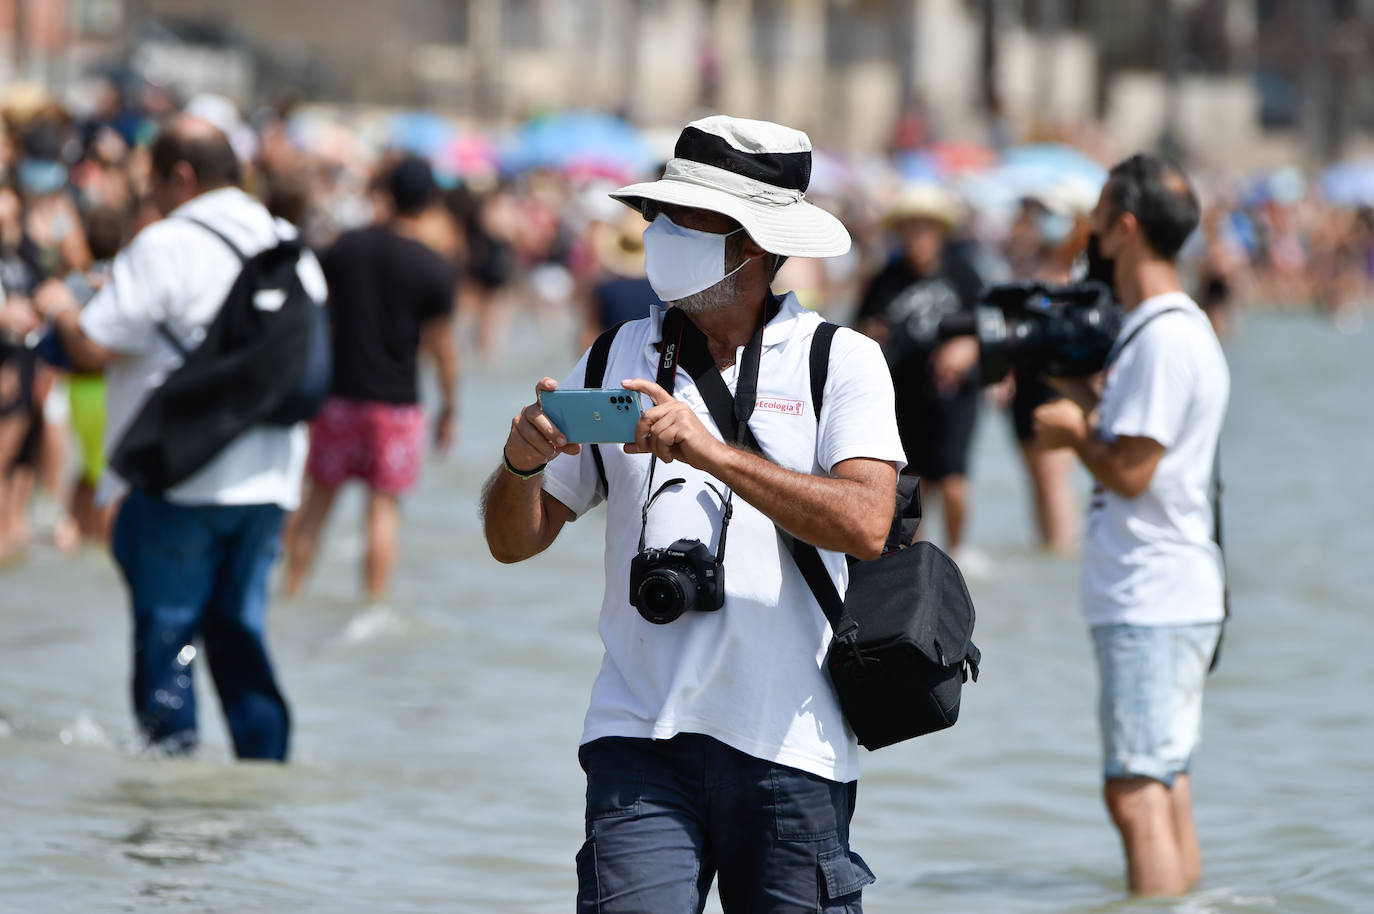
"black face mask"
1084,232,1116,296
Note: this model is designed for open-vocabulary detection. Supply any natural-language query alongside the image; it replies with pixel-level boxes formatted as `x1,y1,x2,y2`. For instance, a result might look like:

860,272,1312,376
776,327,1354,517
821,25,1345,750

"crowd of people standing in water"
1,80,1369,573
0,73,1362,907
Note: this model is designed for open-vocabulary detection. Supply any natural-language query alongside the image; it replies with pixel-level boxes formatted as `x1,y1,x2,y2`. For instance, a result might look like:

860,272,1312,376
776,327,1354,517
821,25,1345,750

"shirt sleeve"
816,327,908,473
1101,317,1195,449
538,349,605,520
420,257,459,322
79,222,179,355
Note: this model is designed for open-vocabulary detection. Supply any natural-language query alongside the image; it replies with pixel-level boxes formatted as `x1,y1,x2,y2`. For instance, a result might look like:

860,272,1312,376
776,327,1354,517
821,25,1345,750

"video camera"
937,280,1121,384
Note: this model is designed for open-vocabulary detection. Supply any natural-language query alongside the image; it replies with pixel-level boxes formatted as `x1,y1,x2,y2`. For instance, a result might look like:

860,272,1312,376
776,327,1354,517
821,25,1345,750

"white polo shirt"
1082,291,1230,628
81,187,327,509
542,294,906,783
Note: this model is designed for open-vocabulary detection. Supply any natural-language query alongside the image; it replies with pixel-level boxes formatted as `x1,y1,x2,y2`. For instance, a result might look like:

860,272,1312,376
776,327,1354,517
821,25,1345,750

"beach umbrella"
442,131,499,180
1320,159,1374,207
994,143,1107,198
927,141,997,174
1239,166,1305,207
387,110,458,159
501,111,652,177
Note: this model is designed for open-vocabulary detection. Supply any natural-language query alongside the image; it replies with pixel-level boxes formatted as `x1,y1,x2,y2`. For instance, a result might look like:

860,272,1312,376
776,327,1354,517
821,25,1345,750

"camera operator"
482,116,905,913
1033,154,1229,896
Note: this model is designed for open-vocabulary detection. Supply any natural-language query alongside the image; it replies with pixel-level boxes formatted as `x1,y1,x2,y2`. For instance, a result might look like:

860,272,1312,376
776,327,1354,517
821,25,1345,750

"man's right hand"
505,378,582,473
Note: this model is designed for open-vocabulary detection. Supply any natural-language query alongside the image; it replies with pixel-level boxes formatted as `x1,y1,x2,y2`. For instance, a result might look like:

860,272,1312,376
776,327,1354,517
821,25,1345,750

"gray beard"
672,268,743,315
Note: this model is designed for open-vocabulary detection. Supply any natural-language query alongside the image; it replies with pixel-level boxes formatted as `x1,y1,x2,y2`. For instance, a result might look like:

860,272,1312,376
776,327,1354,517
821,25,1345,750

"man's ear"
1118,211,1141,244
172,160,198,194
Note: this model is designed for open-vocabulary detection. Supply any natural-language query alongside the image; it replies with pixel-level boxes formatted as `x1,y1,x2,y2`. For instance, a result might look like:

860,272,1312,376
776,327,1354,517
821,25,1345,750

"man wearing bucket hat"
483,116,906,913
855,182,983,557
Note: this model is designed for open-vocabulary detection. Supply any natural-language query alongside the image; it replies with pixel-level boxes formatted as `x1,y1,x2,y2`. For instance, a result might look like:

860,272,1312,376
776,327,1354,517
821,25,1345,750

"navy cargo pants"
576,733,874,913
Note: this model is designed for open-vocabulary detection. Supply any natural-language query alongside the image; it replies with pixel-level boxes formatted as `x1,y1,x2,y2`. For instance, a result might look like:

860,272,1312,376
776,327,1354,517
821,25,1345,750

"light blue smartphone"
538,388,644,444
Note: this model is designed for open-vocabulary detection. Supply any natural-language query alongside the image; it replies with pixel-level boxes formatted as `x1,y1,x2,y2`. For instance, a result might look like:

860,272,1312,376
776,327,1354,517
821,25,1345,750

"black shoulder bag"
585,310,981,750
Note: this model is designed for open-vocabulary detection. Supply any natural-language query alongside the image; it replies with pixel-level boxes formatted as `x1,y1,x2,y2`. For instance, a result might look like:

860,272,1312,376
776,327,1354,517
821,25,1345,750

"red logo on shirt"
755,397,804,417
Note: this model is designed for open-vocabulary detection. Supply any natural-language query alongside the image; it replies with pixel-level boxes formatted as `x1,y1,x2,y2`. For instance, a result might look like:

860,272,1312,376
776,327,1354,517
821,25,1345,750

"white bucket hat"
610,115,851,259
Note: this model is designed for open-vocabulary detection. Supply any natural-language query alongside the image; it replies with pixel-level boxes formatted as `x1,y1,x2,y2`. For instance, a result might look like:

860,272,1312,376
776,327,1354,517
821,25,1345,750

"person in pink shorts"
285,157,459,601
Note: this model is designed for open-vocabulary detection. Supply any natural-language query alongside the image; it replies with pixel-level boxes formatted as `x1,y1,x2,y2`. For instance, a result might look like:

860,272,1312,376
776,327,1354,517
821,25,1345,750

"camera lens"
636,570,688,624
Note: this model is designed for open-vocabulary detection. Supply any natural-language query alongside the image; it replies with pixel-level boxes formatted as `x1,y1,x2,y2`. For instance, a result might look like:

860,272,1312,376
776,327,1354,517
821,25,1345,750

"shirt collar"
167,185,251,220
645,290,806,349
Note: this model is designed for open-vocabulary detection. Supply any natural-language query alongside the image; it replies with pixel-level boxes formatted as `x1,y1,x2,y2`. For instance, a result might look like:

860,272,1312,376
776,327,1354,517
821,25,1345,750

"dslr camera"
938,280,1121,384
629,538,726,625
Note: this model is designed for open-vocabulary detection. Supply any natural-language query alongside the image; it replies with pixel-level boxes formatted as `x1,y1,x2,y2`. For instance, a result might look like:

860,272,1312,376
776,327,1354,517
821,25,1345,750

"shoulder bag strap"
810,321,837,421
584,320,628,496
678,314,853,639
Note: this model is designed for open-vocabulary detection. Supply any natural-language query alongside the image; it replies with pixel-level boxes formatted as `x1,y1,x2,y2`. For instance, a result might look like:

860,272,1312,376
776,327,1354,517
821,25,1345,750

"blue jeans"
576,734,874,914
111,489,290,760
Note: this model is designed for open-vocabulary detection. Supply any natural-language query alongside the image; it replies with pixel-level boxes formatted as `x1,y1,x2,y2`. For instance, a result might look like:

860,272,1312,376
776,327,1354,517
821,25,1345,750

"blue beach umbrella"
387,110,458,159
500,111,652,177
995,143,1107,195
1320,159,1374,207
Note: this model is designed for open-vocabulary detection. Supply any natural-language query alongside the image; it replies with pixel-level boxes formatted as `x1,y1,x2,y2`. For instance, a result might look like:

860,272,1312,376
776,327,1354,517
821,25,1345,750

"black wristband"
503,446,546,480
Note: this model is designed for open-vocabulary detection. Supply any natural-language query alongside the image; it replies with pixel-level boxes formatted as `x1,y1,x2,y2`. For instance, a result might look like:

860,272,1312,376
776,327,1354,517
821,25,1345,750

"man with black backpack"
482,116,906,913
1034,155,1229,896
36,116,328,760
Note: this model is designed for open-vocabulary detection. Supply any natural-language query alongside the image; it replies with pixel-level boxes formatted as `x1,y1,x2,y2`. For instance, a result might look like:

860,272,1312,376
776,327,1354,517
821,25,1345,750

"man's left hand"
33,279,80,323
621,377,729,470
1033,398,1090,450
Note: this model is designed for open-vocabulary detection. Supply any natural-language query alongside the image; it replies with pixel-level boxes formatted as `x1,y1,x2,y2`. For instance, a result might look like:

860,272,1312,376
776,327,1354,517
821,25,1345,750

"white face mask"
642,213,746,303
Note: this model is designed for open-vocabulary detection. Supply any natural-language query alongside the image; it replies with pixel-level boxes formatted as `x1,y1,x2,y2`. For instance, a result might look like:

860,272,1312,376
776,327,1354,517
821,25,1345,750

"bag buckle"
833,621,865,669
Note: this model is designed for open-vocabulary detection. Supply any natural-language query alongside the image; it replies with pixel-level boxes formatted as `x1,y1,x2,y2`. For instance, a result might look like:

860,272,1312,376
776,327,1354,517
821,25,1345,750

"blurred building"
2,0,1372,165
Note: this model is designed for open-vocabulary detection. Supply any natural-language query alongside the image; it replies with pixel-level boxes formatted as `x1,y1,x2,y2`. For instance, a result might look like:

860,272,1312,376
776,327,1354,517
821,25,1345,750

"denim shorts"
1090,622,1222,787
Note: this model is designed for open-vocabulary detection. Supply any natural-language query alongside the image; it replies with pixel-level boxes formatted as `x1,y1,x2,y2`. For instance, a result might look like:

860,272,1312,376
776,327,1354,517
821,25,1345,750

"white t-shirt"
81,187,327,509
542,294,906,783
1081,292,1230,628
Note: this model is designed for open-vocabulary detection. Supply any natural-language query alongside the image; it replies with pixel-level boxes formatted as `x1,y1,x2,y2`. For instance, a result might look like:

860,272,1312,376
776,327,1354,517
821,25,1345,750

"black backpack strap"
810,321,838,422
1209,444,1229,672
152,219,255,358
584,320,627,497
180,217,250,263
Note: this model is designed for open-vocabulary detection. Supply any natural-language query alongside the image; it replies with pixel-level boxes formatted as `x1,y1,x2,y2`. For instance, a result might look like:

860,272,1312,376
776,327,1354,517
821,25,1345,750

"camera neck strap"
654,302,766,440
635,303,768,564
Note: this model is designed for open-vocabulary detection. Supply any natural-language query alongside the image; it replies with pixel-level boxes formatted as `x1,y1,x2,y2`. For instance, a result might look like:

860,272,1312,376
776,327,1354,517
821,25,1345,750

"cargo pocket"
817,845,875,910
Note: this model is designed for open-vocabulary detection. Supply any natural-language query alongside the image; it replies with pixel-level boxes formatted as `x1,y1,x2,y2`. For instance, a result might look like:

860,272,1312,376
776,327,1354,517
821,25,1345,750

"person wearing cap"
482,116,905,913
854,183,983,556
284,155,460,603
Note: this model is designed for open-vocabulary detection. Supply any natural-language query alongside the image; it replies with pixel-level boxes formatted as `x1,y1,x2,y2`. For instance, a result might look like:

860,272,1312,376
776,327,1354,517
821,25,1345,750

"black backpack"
110,218,332,494
583,318,980,750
